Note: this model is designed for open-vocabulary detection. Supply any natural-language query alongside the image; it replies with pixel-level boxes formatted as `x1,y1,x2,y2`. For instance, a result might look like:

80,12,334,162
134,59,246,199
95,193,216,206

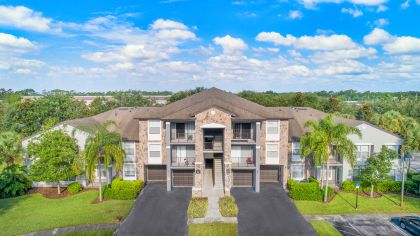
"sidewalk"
304,213,420,222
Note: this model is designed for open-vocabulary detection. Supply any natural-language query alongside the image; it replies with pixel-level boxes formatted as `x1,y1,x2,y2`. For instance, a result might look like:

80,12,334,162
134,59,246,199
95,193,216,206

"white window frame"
292,142,301,161
266,143,279,164
266,120,280,141
122,142,136,162
148,143,162,164
148,120,162,141
291,164,305,181
356,144,371,163
123,163,137,180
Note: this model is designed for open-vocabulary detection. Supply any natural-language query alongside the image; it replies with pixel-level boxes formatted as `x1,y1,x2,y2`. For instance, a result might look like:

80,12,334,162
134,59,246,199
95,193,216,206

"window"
173,146,195,166
384,145,401,158
122,142,136,162
233,123,252,139
292,142,301,161
356,145,370,163
232,146,254,166
175,123,185,139
96,164,107,180
352,168,362,181
148,120,161,141
291,164,305,180
148,143,162,164
266,144,279,164
123,163,136,180
266,120,280,141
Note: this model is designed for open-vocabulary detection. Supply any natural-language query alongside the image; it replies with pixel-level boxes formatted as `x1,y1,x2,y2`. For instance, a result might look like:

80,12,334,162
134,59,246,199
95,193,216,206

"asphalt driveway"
118,183,191,236
231,183,316,236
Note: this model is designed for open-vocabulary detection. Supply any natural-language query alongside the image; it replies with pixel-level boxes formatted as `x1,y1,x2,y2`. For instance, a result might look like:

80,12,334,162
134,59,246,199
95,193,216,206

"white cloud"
376,5,388,12
213,35,247,54
150,19,188,30
311,47,377,63
288,10,303,19
374,18,389,27
341,8,363,17
299,0,387,9
363,28,392,45
400,0,410,9
295,34,357,50
0,6,59,33
383,36,420,54
315,59,370,76
256,32,296,46
0,32,35,49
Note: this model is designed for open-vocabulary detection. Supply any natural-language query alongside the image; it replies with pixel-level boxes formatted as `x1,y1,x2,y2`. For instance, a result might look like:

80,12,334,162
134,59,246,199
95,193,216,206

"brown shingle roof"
136,88,293,120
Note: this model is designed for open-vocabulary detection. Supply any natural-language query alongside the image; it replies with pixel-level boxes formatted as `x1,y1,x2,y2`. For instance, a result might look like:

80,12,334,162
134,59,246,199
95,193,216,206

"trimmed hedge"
67,182,83,193
103,178,144,200
188,197,208,218
340,180,403,193
219,196,238,217
341,181,357,191
288,179,334,201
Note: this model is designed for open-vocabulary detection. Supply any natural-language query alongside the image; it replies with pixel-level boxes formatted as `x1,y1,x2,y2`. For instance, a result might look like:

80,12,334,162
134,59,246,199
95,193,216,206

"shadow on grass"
0,194,25,216
336,192,356,209
381,194,401,206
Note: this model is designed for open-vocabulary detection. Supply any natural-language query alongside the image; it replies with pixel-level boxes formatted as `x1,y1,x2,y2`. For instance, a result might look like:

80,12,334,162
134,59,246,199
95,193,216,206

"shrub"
341,181,356,191
67,182,83,193
376,180,401,192
288,179,323,201
188,197,208,218
0,164,31,198
219,196,238,217
322,186,335,201
104,178,144,200
308,177,319,184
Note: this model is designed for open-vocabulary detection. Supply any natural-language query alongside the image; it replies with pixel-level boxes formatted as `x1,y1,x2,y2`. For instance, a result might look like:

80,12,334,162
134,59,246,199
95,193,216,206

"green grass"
188,197,208,218
218,196,238,217
310,220,341,236
0,190,134,236
294,192,420,215
188,223,237,236
56,229,115,236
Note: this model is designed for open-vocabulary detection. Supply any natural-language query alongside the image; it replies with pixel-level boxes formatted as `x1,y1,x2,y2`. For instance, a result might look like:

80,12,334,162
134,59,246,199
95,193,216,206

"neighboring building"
22,88,404,196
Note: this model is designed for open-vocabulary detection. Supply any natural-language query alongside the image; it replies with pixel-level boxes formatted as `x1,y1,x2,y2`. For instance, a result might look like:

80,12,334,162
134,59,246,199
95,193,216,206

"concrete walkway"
23,224,117,236
304,213,420,222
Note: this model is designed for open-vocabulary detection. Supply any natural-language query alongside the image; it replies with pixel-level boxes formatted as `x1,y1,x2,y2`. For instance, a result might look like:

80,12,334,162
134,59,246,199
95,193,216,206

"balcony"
204,140,223,151
232,123,255,143
171,122,195,143
172,156,195,167
232,156,255,168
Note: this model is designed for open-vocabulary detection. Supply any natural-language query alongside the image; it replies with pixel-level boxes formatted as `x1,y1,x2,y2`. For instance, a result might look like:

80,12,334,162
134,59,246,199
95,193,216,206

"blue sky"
0,0,419,92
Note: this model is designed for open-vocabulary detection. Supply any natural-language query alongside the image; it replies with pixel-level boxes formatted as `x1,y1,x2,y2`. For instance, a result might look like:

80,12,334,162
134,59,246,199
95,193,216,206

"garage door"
147,165,166,182
233,170,253,186
172,170,194,187
260,165,280,183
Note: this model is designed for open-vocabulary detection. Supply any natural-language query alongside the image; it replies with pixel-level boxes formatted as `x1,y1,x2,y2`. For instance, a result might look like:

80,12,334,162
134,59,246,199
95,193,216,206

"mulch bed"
28,187,92,199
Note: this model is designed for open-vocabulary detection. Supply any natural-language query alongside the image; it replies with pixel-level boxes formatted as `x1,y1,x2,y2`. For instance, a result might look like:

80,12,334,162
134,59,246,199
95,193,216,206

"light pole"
355,182,360,209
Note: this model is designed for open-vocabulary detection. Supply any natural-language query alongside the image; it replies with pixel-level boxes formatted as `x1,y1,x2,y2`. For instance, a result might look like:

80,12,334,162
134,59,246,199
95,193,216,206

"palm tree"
76,121,125,201
300,115,361,202
0,131,22,167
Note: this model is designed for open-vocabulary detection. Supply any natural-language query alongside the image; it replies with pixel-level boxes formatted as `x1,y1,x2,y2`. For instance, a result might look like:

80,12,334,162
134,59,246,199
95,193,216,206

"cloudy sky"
0,0,419,92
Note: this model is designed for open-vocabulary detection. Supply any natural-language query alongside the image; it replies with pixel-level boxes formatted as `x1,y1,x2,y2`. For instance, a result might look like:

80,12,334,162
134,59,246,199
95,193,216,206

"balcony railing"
172,156,195,167
232,156,255,167
233,129,252,139
204,141,223,151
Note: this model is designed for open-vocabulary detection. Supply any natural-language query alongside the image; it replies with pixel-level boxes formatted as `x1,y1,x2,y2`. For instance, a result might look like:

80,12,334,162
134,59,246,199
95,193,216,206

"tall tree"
293,92,304,107
28,129,78,194
0,131,22,167
300,114,361,202
356,103,373,121
76,121,125,201
361,148,397,197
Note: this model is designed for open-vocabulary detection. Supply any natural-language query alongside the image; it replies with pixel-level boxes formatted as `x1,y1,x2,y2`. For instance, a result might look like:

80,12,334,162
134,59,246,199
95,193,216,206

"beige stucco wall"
193,108,233,197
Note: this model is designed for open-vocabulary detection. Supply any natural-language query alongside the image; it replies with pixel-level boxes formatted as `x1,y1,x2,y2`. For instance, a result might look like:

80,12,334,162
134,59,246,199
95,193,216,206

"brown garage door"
147,165,166,182
173,170,194,187
233,170,253,186
260,165,280,183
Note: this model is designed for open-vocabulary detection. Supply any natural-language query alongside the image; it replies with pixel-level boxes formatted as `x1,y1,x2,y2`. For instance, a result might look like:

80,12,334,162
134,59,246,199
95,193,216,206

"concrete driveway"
118,183,191,236
231,183,316,236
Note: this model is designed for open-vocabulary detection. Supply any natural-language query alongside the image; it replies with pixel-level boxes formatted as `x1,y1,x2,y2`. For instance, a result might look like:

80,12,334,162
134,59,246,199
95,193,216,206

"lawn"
294,192,420,215
188,223,237,236
188,197,208,218
0,190,134,236
310,220,341,236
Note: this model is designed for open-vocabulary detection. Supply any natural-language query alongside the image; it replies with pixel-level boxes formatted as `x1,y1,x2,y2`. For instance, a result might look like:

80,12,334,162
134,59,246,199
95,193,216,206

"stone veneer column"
193,120,203,197
166,122,171,192
137,121,148,180
255,122,261,193
280,120,289,189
